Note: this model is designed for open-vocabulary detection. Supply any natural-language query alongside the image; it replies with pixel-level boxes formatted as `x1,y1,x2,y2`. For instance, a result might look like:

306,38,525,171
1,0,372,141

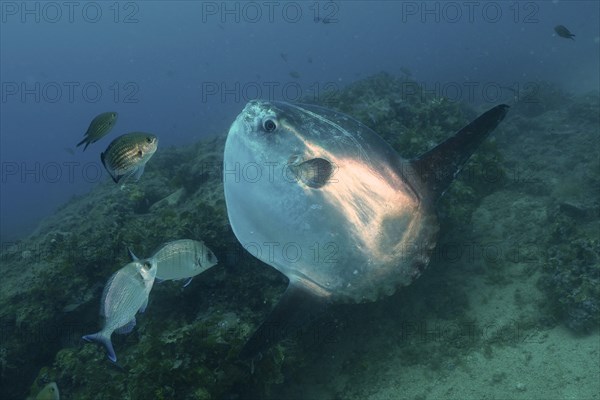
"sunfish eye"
142,261,151,270
146,136,153,143
262,118,277,132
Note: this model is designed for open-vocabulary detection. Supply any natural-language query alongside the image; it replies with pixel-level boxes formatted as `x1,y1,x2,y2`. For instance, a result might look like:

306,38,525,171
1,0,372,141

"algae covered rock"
0,72,543,399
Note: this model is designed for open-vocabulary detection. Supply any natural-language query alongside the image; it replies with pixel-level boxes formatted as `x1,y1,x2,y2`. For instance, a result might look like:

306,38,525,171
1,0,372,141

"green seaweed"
1,71,572,400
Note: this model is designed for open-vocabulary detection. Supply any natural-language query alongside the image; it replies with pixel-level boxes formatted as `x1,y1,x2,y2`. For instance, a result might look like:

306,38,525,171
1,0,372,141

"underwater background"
1,1,599,399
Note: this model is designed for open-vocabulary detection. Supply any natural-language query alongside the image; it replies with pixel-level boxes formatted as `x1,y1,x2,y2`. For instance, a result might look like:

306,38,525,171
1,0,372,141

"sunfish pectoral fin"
290,158,333,189
239,282,329,359
410,104,510,201
82,331,117,363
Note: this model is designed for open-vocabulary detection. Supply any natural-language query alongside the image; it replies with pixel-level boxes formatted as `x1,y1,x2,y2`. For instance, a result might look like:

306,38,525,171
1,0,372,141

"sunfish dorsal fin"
410,104,509,201
239,283,328,359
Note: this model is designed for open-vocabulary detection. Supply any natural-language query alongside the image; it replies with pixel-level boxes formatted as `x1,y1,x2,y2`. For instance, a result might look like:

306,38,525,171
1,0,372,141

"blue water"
1,0,598,241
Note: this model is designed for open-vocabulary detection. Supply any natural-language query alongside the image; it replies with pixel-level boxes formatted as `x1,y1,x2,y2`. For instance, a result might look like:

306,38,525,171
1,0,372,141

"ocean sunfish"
223,100,509,357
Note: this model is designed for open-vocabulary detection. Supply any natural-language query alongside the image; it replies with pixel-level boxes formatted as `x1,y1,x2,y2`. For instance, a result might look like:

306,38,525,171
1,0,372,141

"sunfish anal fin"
239,282,329,359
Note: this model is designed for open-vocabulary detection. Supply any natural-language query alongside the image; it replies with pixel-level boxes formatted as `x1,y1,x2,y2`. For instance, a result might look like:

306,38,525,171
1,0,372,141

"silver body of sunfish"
82,259,157,362
223,100,509,357
130,239,218,287
225,103,436,302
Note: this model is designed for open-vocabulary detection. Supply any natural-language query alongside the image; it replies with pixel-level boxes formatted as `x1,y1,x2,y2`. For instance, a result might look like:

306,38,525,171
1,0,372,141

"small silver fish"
130,239,218,287
77,112,118,151
82,259,157,362
34,382,59,400
554,25,575,40
100,132,158,184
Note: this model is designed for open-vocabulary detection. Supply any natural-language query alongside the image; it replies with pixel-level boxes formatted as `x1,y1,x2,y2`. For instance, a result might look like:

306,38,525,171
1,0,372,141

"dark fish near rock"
77,112,118,151
554,25,575,40
223,100,509,357
101,132,158,184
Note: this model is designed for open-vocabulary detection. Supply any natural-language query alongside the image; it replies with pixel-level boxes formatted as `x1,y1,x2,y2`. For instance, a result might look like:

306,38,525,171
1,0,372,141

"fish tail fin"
239,283,328,359
82,331,117,362
76,138,88,149
410,104,510,201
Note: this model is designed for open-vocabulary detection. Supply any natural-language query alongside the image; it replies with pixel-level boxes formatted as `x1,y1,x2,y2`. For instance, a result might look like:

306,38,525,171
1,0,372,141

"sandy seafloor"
272,98,600,400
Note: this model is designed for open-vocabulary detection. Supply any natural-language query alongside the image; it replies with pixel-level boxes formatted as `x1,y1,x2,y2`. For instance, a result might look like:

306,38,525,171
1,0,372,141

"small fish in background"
280,53,288,62
101,132,158,184
289,71,301,79
307,56,313,64
399,66,412,78
76,112,118,151
33,382,59,400
64,147,75,156
314,16,334,24
129,239,218,287
554,25,575,40
82,259,157,362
